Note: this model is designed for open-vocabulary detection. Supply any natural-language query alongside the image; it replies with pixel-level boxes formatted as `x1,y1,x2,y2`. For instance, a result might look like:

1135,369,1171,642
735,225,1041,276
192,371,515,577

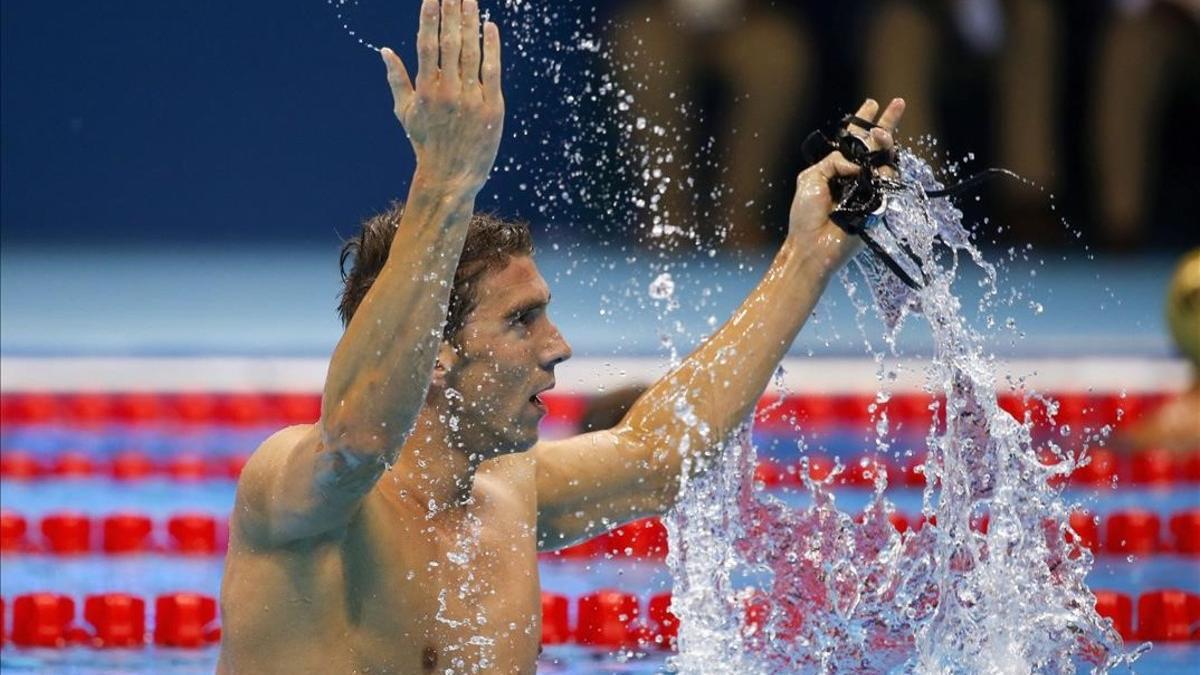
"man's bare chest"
334,490,544,668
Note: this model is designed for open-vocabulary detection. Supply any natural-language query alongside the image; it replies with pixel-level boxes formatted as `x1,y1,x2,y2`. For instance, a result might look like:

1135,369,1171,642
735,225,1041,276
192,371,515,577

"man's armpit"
313,447,387,502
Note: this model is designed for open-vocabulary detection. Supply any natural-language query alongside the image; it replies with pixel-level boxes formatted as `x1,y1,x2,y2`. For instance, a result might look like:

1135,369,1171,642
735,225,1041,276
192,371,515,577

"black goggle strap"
806,114,1017,290
860,223,925,290
925,168,1021,199
801,129,834,165
802,115,899,168
841,113,1019,197
840,115,898,170
841,114,879,133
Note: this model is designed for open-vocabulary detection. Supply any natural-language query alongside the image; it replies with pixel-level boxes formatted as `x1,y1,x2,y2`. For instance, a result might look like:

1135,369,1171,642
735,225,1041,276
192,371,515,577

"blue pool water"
1,246,1196,672
3,464,1197,673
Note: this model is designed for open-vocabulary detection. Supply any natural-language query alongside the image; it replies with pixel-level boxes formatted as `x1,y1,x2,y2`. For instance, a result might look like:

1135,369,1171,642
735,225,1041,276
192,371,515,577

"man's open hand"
787,97,906,267
381,0,504,194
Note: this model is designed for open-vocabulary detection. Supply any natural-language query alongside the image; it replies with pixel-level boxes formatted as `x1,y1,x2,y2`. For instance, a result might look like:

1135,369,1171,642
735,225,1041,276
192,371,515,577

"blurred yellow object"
1117,248,1200,452
1166,248,1200,368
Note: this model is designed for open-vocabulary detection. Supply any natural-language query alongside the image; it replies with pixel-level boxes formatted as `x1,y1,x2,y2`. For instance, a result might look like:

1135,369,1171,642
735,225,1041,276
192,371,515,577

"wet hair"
338,201,533,341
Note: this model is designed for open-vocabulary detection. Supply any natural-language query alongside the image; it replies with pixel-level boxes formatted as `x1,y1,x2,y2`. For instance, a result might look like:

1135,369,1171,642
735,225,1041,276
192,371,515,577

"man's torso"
217,431,543,674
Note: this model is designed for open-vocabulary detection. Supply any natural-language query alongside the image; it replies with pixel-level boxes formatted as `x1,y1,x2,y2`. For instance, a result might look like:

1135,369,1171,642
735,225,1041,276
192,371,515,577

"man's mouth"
529,382,554,412
529,393,547,411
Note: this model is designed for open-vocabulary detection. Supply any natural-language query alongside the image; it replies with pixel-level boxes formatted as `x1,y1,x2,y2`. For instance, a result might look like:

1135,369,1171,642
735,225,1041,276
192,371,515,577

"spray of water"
663,151,1144,674
327,0,381,52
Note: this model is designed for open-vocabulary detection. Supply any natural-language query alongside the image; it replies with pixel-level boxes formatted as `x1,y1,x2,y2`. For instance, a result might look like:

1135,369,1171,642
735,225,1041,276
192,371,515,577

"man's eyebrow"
505,292,551,317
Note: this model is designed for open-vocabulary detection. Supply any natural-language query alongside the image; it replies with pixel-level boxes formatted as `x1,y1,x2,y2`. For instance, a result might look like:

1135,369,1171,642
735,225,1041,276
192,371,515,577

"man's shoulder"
481,448,538,484
239,423,319,481
228,424,320,539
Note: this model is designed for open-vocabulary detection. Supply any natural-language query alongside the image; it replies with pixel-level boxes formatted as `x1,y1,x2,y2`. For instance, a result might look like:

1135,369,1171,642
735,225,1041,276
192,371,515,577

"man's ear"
427,341,459,402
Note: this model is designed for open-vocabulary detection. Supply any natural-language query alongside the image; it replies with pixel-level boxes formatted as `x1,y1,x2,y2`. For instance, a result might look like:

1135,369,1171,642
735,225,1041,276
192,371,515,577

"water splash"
327,0,381,52
663,151,1140,673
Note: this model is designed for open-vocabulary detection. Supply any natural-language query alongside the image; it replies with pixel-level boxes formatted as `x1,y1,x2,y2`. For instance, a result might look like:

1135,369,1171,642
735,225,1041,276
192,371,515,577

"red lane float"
11,594,85,648
1171,510,1200,555
2,513,228,557
1068,510,1100,552
540,592,571,645
42,512,92,554
576,590,640,648
3,451,252,483
113,393,168,424
889,393,939,429
647,592,679,650
154,593,221,647
50,451,97,478
1,393,61,425
609,518,668,560
84,593,146,648
3,390,1165,428
1131,448,1178,486
1071,448,1121,486
167,513,222,555
0,451,44,481
1105,511,1162,555
1137,590,1200,641
274,393,322,425
6,593,219,650
840,456,891,487
111,451,156,481
1094,591,1133,640
1,510,29,552
5,509,1196,559
4,590,1195,649
164,454,217,481
102,514,155,554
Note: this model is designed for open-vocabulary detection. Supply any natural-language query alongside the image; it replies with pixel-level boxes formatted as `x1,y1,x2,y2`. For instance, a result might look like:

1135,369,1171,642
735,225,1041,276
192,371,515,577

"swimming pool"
1,244,1195,671
1,387,1196,673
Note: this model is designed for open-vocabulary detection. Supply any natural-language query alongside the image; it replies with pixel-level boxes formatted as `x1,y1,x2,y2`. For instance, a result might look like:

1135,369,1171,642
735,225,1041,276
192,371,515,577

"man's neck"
380,406,480,517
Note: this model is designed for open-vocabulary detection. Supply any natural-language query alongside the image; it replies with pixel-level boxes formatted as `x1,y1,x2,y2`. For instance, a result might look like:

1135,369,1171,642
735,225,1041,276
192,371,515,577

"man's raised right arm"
236,0,504,546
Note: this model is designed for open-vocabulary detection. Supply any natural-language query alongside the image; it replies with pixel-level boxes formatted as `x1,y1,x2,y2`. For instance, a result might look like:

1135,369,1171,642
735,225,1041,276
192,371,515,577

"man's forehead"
475,256,551,306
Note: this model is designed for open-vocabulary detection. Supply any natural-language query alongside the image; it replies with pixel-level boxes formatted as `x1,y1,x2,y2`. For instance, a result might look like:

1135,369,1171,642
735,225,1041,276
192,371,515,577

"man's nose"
543,324,572,368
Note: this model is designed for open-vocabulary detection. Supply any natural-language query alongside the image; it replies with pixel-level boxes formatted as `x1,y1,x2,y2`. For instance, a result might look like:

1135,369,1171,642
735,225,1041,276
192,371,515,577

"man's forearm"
623,234,844,493
320,170,478,460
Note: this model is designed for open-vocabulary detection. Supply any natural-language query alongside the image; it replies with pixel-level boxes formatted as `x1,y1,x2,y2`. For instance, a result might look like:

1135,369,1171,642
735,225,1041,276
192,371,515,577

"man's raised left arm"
535,98,905,549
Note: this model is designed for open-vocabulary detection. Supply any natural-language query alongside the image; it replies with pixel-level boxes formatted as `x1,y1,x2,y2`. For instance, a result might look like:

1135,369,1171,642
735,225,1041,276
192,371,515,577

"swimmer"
1115,248,1200,452
216,1,905,672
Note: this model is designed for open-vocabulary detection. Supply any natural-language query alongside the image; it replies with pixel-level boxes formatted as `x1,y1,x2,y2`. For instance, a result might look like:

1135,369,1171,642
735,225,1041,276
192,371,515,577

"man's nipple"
422,645,438,671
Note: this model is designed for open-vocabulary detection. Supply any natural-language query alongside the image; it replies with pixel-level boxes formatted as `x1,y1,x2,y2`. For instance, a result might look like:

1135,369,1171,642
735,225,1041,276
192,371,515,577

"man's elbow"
318,392,417,461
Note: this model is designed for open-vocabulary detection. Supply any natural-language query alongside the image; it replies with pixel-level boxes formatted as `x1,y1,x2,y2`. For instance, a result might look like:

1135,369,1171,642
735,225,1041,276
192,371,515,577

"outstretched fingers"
871,98,905,176
481,21,502,101
461,0,482,87
846,97,905,166
440,0,462,90
852,98,881,129
381,48,414,120
415,0,439,92
876,97,906,135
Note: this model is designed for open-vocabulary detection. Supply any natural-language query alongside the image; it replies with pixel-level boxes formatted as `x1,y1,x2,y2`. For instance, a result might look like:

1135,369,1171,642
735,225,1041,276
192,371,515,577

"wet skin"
218,438,544,674
218,257,567,674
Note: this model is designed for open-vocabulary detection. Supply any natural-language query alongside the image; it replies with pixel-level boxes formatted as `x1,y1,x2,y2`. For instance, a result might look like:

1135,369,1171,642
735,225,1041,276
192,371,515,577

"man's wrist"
409,168,482,210
782,226,850,282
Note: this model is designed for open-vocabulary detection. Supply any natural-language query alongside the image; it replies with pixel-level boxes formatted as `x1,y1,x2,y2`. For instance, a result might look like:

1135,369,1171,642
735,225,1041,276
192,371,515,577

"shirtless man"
216,1,905,672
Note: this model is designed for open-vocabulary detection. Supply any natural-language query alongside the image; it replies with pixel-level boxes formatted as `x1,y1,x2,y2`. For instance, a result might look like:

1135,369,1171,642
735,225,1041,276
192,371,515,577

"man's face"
440,255,572,456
